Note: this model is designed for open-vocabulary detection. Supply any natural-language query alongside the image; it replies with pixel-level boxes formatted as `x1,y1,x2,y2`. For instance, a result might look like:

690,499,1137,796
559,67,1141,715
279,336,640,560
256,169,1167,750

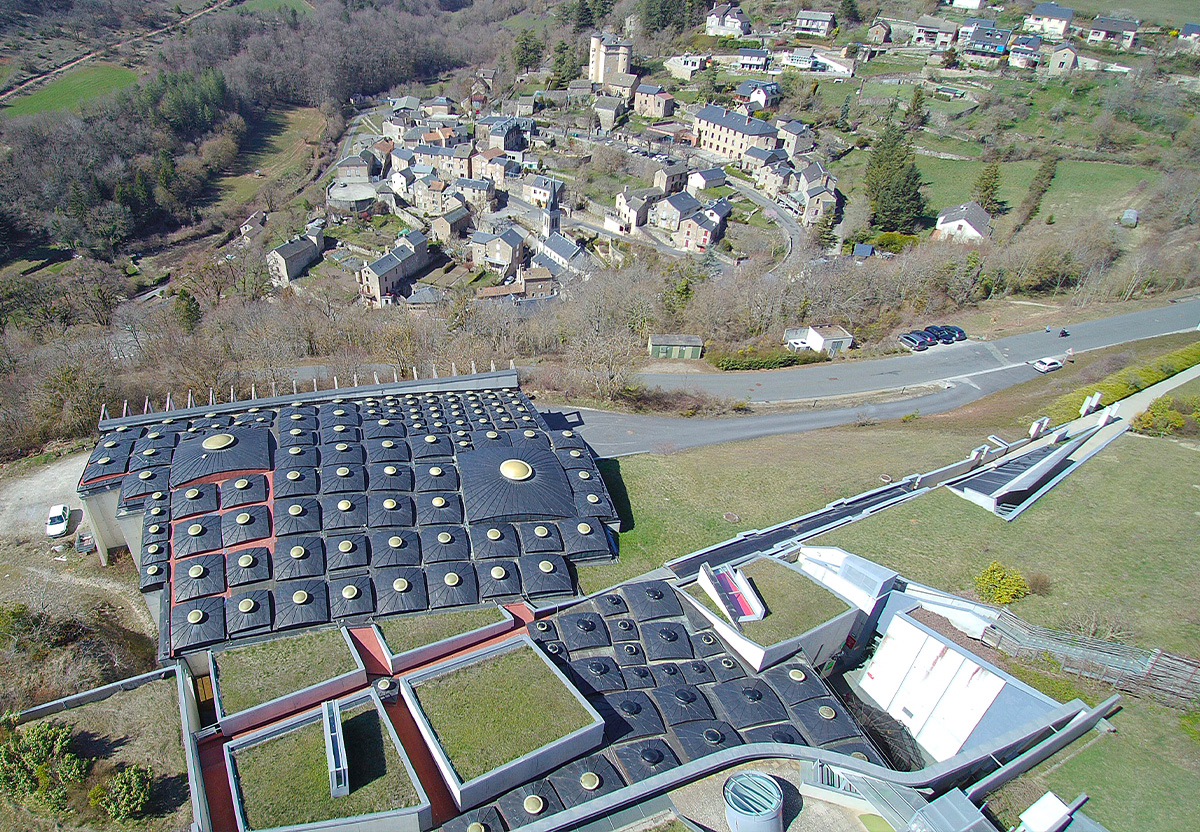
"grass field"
234,701,418,829
215,628,358,715
414,645,593,782
686,557,849,644
2,63,137,118
213,106,324,209
238,0,313,12
376,607,508,657
815,433,1200,656
1060,0,1194,26
0,678,190,832
915,157,1040,224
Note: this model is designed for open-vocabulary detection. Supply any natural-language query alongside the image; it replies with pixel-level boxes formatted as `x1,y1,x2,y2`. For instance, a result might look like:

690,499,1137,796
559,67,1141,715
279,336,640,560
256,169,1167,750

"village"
252,0,1194,315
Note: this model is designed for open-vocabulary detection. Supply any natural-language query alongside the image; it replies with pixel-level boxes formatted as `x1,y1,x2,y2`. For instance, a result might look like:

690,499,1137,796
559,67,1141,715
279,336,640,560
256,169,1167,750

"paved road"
725,178,804,272
638,297,1200,403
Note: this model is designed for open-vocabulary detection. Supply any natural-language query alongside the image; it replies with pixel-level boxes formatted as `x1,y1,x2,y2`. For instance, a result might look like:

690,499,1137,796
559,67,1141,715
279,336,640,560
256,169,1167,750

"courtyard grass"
2,63,138,118
685,557,849,645
814,434,1200,657
215,628,358,715
376,606,508,657
413,645,593,782
234,700,419,830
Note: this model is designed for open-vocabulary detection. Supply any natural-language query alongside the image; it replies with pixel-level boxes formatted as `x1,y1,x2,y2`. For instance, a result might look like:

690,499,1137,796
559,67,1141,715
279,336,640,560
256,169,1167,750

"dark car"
899,332,927,352
940,325,967,341
920,326,953,345
910,330,937,348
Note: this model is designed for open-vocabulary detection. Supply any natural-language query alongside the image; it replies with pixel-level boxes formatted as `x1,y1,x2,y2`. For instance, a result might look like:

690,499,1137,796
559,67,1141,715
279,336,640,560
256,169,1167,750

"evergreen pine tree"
873,161,926,233
574,0,594,32
972,162,1002,215
174,290,202,334
839,0,861,24
837,94,851,130
813,209,837,249
903,86,926,130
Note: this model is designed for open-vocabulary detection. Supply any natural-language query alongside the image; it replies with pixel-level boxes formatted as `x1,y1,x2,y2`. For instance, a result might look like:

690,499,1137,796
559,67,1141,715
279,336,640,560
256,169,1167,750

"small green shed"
648,334,704,359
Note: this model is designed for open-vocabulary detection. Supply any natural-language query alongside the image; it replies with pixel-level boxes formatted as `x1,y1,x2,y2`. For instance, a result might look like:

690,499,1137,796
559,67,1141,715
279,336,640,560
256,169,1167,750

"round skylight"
238,554,255,568
201,433,236,451
341,585,359,600
539,559,555,573
188,564,205,579
443,571,461,587
490,566,507,580
186,609,204,624
292,590,309,604
523,795,545,815
290,546,306,559
235,512,251,525
392,577,410,592
238,598,257,613
338,540,354,553
500,459,533,481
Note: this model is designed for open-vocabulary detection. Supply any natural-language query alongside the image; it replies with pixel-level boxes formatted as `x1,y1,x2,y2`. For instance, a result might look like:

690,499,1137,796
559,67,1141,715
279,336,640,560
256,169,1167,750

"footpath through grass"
215,628,358,715
3,64,137,118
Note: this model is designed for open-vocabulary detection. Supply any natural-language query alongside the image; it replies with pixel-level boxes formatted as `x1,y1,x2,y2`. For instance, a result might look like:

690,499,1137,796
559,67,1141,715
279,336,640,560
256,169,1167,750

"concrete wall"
400,635,606,810
213,627,368,736
177,662,212,832
82,486,124,565
372,606,514,674
17,666,175,724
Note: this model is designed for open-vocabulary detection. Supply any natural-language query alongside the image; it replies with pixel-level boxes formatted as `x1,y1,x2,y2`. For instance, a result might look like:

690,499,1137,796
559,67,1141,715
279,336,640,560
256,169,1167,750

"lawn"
215,628,359,715
376,606,508,657
588,427,988,594
0,677,190,832
212,105,325,209
234,700,419,830
1059,0,1194,26
2,63,138,118
814,434,1200,657
237,0,313,12
988,697,1200,832
413,645,593,782
915,157,1040,226
685,557,849,645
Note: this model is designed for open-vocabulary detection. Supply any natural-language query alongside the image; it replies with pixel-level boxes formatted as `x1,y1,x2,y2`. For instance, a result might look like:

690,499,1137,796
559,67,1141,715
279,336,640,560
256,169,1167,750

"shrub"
97,765,153,821
975,561,1029,605
871,231,920,253
1027,572,1052,596
1132,392,1200,437
1045,341,1200,425
708,347,829,371
900,410,920,423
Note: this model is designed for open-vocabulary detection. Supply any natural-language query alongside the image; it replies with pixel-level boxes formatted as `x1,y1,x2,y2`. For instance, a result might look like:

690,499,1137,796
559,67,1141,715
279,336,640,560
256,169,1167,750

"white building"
933,201,992,242
706,3,751,37
1023,2,1073,40
795,11,835,37
784,325,853,355
588,33,632,85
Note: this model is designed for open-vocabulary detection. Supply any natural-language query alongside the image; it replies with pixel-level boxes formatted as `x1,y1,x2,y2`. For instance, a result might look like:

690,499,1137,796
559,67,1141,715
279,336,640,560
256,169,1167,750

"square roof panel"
569,656,626,694
276,444,320,469
412,434,454,459
321,464,367,493
443,806,506,832
642,622,694,661
273,535,326,579
320,494,367,530
649,685,715,725
368,462,415,491
171,483,219,519
325,533,369,570
416,492,464,525
609,618,639,643
612,640,646,666
172,515,224,558
516,522,564,553
650,662,685,687
708,655,747,684
517,555,573,597
671,720,744,761
226,547,271,586
273,497,322,535
415,463,458,491
368,529,421,566
320,441,365,466
555,448,592,470
120,466,171,504
470,429,511,447
140,560,168,591
558,612,611,652
610,738,679,781
278,428,317,447
476,560,521,599
495,780,563,828
273,580,330,630
546,753,625,807
221,474,268,508
595,690,665,742
527,619,558,642
420,525,470,562
425,563,479,608
320,425,361,445
366,438,411,463
679,659,715,686
692,631,725,657
470,523,520,560
761,662,827,706
170,595,226,652
622,581,683,622
374,567,429,614
273,467,318,497
363,418,408,439
742,722,806,747
789,696,861,746
710,678,788,729
226,589,273,635
459,446,577,523
561,520,612,562
221,504,272,546
173,553,227,603
595,592,628,617
329,574,375,618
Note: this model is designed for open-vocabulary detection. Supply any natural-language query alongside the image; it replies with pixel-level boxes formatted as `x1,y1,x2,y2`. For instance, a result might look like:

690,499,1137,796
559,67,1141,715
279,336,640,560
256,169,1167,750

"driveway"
638,297,1200,403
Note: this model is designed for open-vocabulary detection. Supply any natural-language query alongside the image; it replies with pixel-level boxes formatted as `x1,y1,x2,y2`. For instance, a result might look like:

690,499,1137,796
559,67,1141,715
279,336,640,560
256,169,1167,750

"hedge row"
708,348,830,371
1044,340,1200,425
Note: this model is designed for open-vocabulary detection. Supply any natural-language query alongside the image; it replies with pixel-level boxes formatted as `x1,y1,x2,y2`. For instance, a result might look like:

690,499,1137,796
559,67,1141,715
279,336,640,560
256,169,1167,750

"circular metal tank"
723,771,784,832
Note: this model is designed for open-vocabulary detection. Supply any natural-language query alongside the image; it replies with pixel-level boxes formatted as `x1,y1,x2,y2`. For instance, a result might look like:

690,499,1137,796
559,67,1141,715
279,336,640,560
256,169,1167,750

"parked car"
46,504,70,538
899,332,928,351
923,326,955,345
910,330,937,348
1034,357,1063,374
940,325,967,341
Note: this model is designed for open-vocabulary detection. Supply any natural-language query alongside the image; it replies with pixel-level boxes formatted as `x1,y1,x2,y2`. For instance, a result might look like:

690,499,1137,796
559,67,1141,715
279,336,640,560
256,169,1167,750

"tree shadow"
145,772,190,818
595,458,634,533
72,730,130,760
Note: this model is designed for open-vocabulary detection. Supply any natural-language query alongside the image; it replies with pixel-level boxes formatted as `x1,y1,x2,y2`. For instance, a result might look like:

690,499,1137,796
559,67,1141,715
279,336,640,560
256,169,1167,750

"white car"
46,504,70,538
1034,357,1063,374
